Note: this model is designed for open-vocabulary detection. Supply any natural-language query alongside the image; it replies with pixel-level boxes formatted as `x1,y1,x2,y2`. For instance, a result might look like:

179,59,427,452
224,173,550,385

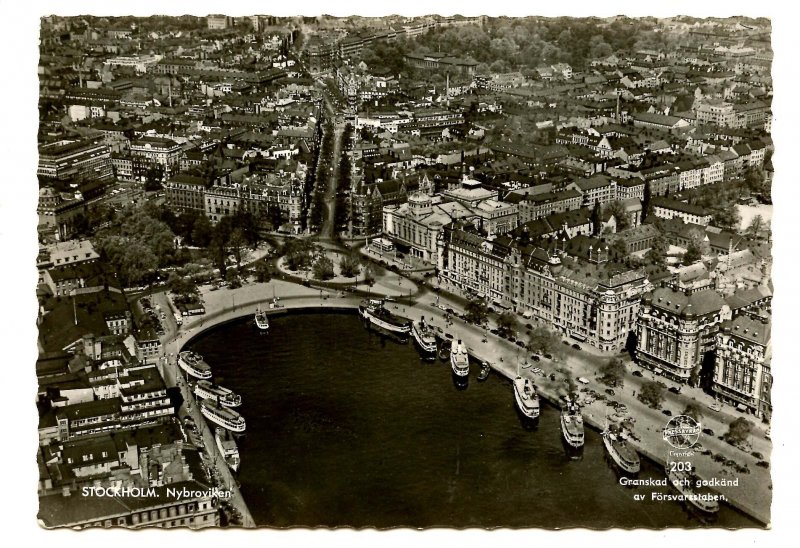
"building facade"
635,286,731,383
130,137,184,181
38,139,114,182
712,315,771,418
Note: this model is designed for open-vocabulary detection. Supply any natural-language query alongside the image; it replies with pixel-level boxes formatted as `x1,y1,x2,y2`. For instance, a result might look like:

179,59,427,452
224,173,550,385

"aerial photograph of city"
20,4,788,537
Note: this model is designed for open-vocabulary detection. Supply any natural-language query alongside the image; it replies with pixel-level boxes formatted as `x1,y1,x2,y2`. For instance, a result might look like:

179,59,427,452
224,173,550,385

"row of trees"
309,117,335,230
334,124,354,234
464,296,566,359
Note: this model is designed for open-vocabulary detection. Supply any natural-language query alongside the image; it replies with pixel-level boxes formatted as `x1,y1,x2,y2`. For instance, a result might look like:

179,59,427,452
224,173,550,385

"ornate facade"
635,286,730,383
712,315,771,419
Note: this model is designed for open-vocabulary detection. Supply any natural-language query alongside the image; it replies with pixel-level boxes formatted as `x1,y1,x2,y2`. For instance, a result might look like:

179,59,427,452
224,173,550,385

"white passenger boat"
200,399,246,433
412,317,438,359
254,307,269,330
450,339,469,377
513,376,540,420
215,427,241,472
560,401,585,448
358,300,412,335
194,380,242,408
178,351,212,380
602,428,640,474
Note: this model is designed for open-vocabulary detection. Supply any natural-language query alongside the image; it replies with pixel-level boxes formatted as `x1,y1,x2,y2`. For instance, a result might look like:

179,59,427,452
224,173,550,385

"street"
148,268,772,525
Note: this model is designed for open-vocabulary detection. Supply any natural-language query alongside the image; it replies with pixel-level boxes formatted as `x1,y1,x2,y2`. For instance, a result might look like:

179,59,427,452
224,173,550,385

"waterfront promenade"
152,274,771,526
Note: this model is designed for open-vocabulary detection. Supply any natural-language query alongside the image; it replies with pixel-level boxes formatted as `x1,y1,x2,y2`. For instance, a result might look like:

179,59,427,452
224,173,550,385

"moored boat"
412,317,438,359
513,376,540,420
200,399,246,433
254,307,269,330
666,465,720,514
438,340,451,361
194,380,242,408
602,427,640,474
215,427,241,472
450,339,469,378
560,401,585,449
358,300,411,336
178,351,212,380
477,361,491,381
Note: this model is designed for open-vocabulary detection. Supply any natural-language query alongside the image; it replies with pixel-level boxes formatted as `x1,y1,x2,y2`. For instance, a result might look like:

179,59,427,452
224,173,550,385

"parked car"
515,340,525,348
662,409,673,417
605,388,615,396
530,355,540,362
571,343,581,350
702,428,715,437
544,353,553,360
668,386,681,394
708,402,722,412
632,370,643,377
577,377,590,385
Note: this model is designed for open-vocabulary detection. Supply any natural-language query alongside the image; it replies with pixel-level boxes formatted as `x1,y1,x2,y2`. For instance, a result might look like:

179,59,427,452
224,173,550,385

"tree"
363,262,377,286
528,326,561,359
682,402,704,423
724,417,754,447
225,267,241,288
254,260,274,283
339,252,361,278
599,357,626,388
119,240,159,287
744,166,766,195
496,311,519,338
283,239,316,271
605,200,631,231
682,240,703,265
228,227,247,268
464,296,489,325
312,255,335,281
609,238,628,261
591,200,602,236
646,235,669,266
267,203,284,230
638,380,665,409
642,181,652,222
745,214,764,238
711,205,741,232
191,215,214,247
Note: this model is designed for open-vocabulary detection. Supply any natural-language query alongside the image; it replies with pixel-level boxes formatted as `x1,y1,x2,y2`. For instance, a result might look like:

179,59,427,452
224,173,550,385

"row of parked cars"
140,296,166,337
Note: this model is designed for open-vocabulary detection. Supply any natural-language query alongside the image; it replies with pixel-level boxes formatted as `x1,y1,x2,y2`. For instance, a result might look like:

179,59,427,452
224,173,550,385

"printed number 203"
670,461,692,472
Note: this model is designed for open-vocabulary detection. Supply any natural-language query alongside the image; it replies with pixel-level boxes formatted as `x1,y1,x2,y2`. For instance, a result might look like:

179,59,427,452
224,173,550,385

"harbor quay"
156,277,770,526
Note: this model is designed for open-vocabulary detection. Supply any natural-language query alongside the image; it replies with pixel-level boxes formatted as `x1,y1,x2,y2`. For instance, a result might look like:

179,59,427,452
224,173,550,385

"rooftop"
646,286,726,317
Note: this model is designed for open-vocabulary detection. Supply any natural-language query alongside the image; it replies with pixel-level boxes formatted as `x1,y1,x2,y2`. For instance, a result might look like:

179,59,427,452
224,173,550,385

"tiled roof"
648,286,726,317
652,197,711,217
723,314,771,346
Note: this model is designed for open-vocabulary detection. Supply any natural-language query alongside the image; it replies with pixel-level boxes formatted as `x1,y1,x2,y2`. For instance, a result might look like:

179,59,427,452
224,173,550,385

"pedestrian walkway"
158,275,771,527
